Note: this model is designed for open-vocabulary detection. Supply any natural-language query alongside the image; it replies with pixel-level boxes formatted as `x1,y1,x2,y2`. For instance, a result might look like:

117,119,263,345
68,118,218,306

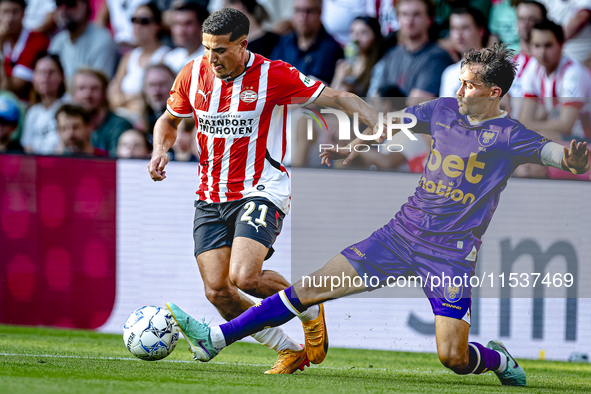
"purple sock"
468,342,502,374
219,288,298,346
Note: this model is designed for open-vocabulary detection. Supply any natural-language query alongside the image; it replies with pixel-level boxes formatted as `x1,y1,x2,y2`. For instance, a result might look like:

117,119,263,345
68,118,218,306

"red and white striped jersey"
523,56,591,139
166,52,325,213
508,52,538,117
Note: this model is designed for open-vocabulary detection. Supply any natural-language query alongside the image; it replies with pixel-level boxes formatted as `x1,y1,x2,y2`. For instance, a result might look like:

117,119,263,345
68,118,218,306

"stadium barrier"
1,156,589,361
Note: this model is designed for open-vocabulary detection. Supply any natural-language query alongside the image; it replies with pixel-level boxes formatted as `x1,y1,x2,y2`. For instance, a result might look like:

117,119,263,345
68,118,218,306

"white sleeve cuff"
300,84,326,107
166,104,193,118
540,142,564,170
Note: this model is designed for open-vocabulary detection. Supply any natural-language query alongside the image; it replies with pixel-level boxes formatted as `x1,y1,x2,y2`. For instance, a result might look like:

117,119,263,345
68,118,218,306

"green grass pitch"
0,324,590,393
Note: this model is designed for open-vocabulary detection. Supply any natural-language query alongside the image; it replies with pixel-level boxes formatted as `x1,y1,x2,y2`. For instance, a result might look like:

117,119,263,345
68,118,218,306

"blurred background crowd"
0,0,589,180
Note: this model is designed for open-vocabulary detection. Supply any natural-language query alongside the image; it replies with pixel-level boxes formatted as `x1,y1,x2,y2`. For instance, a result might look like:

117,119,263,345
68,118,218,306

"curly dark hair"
202,8,250,41
461,43,517,96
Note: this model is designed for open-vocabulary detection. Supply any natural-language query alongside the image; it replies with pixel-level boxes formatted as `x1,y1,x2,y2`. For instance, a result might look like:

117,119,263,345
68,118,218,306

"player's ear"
239,37,248,51
489,86,502,99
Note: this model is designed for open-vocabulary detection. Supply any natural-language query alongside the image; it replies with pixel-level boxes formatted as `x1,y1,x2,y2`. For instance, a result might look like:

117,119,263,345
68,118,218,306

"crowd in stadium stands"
0,0,589,180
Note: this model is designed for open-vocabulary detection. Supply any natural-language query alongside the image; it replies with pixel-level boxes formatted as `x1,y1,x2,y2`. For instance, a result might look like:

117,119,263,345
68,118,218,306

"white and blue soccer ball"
123,306,179,361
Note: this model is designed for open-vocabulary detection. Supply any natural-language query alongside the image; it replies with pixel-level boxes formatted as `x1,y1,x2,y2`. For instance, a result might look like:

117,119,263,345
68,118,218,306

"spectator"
20,55,66,155
537,0,591,65
515,1,546,59
72,68,132,156
226,0,279,58
507,0,546,116
488,0,518,53
0,0,50,101
331,16,383,96
140,63,175,134
270,0,343,84
169,118,197,161
367,0,453,105
163,0,207,73
439,7,486,97
434,0,492,38
50,0,118,80
0,94,21,152
520,19,591,142
54,103,107,155
99,0,150,46
116,128,150,158
108,2,170,113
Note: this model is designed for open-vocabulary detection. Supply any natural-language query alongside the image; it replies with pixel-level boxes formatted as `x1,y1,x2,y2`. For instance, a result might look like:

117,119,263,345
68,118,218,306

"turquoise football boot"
166,303,219,361
486,340,526,386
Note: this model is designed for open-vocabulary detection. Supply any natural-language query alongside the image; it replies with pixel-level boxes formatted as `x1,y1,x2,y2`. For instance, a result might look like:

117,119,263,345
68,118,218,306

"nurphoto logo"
304,109,419,153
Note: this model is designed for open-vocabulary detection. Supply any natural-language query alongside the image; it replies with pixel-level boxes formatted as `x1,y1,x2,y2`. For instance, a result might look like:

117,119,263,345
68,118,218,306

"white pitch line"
0,352,455,373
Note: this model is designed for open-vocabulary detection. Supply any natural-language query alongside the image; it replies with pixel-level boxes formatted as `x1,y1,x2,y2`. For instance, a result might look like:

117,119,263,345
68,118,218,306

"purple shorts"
341,221,475,324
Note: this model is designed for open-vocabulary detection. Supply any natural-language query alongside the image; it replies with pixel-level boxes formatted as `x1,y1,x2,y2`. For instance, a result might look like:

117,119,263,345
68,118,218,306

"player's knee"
203,285,234,306
228,269,258,293
438,348,469,372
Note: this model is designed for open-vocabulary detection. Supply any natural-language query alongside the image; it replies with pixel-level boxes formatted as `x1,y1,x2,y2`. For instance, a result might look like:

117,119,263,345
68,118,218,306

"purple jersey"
393,97,550,257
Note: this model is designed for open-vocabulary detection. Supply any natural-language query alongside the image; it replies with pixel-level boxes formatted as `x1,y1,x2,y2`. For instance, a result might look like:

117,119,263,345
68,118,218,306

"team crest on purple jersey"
479,129,499,147
444,285,463,303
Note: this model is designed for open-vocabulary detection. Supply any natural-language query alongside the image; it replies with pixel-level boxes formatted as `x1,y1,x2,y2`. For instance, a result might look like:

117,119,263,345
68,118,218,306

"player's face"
457,66,500,116
203,33,248,80
449,13,482,54
531,30,562,72
517,3,543,43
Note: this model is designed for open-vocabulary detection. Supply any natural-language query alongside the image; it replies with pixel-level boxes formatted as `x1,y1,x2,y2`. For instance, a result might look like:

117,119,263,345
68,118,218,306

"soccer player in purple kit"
165,44,590,386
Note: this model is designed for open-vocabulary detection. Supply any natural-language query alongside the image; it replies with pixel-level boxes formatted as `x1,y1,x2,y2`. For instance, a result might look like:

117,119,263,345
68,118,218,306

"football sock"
218,288,299,346
297,305,320,322
495,351,507,373
468,342,502,374
251,327,301,352
210,326,226,350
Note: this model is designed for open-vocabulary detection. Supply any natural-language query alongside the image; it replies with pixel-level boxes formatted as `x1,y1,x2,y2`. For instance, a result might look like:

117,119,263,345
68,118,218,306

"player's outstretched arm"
148,111,183,181
561,140,590,175
319,125,377,167
315,87,387,167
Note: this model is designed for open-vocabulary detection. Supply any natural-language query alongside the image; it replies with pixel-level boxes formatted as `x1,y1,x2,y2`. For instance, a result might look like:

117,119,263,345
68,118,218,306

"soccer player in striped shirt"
164,43,589,386
147,8,386,374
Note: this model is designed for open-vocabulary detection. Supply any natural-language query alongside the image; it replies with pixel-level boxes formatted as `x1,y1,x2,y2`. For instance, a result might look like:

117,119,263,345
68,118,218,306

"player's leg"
197,247,255,321
417,248,526,386
191,200,302,370
225,236,308,373
167,222,411,361
229,197,329,365
434,315,470,371
167,252,363,361
192,200,252,320
434,314,525,385
228,236,290,299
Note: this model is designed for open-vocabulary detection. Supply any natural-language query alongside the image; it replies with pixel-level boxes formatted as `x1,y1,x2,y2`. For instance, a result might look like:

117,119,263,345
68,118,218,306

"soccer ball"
123,306,179,361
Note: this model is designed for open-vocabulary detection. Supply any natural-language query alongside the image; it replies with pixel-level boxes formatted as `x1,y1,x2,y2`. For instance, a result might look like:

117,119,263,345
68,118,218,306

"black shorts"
193,197,285,260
